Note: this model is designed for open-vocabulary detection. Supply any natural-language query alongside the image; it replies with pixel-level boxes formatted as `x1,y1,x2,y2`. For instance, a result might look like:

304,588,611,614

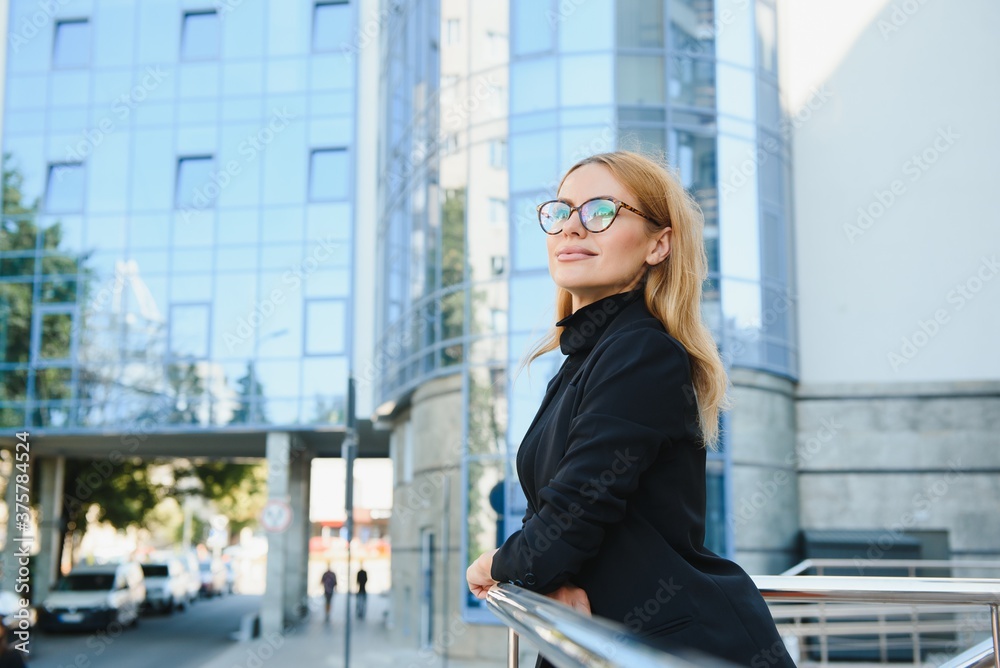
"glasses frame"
535,195,663,234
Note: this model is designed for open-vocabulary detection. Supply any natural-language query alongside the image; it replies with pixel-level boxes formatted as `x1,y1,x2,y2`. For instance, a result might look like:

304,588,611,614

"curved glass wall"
375,0,795,622
0,0,357,431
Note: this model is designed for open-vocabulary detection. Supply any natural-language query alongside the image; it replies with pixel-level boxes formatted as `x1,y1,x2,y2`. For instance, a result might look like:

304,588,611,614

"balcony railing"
753,575,1000,668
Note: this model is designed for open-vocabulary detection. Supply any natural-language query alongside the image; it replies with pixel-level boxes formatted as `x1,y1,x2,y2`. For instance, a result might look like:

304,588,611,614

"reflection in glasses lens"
538,198,620,234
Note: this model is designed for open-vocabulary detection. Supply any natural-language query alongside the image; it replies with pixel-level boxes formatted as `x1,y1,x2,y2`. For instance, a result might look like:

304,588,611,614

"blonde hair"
514,150,732,449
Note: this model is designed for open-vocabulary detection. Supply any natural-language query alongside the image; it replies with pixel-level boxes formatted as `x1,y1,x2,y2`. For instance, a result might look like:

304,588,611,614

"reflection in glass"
467,366,507,456
512,0,553,55
169,303,210,359
617,55,665,106
669,55,716,108
756,1,778,74
181,11,220,61
38,311,73,360
669,0,715,58
305,299,346,354
313,1,352,53
618,0,663,48
309,148,349,201
53,19,91,69
464,457,505,608
45,163,86,213
175,156,215,210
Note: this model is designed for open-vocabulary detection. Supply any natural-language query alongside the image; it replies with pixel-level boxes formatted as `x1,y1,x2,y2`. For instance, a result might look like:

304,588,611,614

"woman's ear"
646,227,671,266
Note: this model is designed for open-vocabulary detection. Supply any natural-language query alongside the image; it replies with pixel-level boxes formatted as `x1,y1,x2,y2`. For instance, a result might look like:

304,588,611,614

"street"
26,594,260,668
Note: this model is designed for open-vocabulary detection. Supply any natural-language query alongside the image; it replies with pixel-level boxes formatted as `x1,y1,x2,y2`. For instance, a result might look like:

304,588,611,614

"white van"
38,562,146,632
140,559,190,613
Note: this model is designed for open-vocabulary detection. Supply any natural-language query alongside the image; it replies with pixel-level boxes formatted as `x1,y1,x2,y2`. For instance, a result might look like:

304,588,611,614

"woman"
466,151,796,667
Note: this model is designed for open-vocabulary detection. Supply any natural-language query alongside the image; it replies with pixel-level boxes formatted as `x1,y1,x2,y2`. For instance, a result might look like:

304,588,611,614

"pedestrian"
356,564,368,620
321,563,337,621
466,150,796,667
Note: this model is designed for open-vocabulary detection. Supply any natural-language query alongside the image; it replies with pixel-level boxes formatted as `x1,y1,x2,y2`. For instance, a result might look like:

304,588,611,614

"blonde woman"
467,151,795,667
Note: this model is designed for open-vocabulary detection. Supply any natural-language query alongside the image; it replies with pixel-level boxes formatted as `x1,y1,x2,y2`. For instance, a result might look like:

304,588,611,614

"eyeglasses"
536,196,661,234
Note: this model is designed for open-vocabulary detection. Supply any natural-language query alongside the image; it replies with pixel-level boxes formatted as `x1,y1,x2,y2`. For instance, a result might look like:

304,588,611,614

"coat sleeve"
490,327,697,594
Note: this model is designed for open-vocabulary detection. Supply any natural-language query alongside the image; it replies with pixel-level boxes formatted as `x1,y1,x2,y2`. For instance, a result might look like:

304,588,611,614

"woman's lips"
557,253,595,261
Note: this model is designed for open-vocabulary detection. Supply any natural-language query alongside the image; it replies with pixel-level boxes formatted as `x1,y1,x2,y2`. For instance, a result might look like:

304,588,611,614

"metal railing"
783,559,1000,577
753,575,1000,668
486,576,999,667
485,583,738,668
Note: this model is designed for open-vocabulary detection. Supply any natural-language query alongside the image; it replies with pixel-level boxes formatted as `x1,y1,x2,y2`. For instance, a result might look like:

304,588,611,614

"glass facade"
375,0,796,620
0,0,357,431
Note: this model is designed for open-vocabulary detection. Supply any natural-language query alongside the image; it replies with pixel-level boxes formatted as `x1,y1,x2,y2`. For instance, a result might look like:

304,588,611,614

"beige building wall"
779,0,1000,559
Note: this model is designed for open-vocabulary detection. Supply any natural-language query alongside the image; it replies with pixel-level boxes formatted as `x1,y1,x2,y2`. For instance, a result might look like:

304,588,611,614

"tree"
1,155,80,427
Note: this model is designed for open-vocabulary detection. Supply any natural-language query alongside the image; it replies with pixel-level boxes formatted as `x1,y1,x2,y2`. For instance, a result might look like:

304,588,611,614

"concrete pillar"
282,434,311,623
262,432,311,636
34,456,66,603
728,369,801,574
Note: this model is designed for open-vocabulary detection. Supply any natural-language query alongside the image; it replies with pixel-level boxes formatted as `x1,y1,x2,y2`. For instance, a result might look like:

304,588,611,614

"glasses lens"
539,201,570,232
580,199,617,231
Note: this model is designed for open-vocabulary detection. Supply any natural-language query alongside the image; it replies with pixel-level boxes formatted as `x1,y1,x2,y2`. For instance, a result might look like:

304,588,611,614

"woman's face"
546,163,670,311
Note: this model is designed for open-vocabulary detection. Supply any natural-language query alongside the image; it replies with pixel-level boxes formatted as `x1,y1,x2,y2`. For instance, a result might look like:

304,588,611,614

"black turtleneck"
556,288,644,357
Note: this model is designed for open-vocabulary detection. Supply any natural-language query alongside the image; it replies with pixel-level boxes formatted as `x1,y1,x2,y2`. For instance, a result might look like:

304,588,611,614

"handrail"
783,558,1000,577
485,583,739,668
940,638,998,668
752,575,1000,668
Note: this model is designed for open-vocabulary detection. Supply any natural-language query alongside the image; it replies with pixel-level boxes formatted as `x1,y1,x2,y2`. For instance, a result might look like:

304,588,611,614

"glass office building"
0,0,357,432
374,0,795,621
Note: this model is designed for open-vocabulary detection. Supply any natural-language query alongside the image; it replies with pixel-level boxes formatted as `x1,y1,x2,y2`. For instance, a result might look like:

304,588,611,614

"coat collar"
556,288,647,357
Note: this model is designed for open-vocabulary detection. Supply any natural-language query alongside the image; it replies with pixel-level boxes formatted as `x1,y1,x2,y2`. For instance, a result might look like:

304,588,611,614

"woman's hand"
466,548,499,600
545,583,591,615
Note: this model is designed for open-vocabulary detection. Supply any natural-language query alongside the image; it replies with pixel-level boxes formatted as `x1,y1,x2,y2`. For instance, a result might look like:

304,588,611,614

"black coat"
490,288,796,668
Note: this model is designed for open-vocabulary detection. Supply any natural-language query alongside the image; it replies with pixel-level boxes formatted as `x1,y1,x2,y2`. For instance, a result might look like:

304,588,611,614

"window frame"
180,10,221,62
52,18,91,69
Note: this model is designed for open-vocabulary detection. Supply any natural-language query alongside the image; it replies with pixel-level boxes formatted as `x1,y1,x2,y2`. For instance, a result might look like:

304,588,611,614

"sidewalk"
197,592,529,668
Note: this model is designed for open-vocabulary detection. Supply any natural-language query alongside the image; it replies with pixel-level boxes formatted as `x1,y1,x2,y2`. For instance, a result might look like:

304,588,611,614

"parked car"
37,562,145,632
140,560,189,613
177,551,201,605
0,590,35,634
198,559,227,597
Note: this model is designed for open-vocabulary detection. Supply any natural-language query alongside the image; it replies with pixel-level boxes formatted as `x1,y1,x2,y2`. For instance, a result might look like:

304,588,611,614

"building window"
313,1,351,52
489,139,507,169
168,303,211,359
45,163,85,213
490,255,506,276
488,197,508,225
445,19,461,45
175,156,215,209
305,299,346,355
441,133,458,155
181,11,220,61
52,19,91,68
309,148,349,201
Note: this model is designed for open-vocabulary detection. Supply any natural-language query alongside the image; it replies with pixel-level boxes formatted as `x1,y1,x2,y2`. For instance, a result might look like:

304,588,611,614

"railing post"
989,603,999,668
507,627,519,668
